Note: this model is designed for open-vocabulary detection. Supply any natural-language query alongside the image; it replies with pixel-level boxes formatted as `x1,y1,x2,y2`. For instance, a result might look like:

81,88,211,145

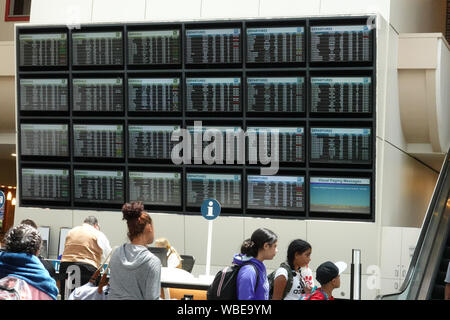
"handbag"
68,248,115,300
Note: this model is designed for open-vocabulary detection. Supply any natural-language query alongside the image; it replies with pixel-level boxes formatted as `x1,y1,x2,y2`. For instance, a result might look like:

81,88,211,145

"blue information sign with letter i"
0,191,5,209
201,199,221,220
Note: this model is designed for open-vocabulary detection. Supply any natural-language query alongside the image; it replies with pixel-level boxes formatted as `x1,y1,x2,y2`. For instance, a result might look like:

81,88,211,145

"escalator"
380,147,450,300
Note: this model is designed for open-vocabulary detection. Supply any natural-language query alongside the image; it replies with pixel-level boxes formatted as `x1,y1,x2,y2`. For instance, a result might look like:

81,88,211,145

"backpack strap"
280,262,294,298
242,262,259,293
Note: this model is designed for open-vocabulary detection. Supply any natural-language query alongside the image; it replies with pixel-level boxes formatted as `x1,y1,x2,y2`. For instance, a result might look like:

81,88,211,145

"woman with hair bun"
108,202,161,300
233,228,278,300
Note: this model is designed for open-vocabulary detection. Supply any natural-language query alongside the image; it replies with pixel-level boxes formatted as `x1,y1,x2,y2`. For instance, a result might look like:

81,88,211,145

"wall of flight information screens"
17,16,376,221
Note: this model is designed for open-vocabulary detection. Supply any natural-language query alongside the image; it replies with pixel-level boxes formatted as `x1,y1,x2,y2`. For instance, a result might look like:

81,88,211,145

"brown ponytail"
122,202,152,241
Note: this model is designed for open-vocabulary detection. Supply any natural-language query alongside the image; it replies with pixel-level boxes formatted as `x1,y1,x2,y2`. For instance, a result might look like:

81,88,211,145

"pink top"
0,276,53,300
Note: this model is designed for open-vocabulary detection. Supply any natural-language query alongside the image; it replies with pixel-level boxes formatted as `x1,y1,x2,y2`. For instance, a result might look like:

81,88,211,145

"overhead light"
7,191,12,200
11,153,16,157
11,198,16,206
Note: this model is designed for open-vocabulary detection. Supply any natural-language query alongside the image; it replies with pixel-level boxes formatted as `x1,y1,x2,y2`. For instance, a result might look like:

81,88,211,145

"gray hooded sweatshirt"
108,243,161,300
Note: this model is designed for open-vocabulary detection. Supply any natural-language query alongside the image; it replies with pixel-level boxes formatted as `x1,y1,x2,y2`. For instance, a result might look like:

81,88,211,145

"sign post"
0,191,5,230
201,199,221,277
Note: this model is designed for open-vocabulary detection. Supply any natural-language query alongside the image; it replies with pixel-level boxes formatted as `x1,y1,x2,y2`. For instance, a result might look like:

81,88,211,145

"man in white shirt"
59,216,112,299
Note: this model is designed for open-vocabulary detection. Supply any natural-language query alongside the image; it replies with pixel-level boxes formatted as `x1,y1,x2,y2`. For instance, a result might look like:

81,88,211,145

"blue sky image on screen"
310,177,370,214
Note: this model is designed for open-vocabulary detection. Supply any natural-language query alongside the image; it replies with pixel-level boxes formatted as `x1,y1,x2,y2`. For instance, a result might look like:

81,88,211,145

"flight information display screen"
19,33,67,67
73,78,124,112
20,124,69,157
247,27,304,63
247,175,304,211
72,31,123,66
310,25,372,62
247,77,304,113
187,126,242,163
20,79,68,112
310,128,371,164
21,168,70,201
187,173,241,208
128,125,180,159
74,169,124,203
128,30,180,65
186,28,241,64
129,171,181,206
311,77,371,113
128,78,180,112
247,127,304,163
186,78,240,112
73,125,123,158
310,177,370,214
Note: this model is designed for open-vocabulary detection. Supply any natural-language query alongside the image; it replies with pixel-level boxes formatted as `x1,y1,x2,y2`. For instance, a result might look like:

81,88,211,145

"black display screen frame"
17,16,376,221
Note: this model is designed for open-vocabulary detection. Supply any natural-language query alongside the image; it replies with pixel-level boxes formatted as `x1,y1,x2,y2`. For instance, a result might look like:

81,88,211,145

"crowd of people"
1,201,448,300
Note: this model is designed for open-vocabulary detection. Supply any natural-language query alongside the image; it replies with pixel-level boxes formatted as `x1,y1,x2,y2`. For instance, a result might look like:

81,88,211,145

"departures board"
17,16,376,221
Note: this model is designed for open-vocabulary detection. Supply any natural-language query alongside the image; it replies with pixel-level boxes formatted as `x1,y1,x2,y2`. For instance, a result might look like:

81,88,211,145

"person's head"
4,224,42,256
155,238,170,249
316,261,347,289
20,219,38,229
122,201,154,244
84,216,99,230
240,228,278,261
287,239,312,271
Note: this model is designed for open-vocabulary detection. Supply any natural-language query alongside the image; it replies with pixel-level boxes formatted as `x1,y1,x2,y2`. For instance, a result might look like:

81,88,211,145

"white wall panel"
145,0,202,21
320,0,389,21
92,0,146,22
380,142,438,227
259,0,321,18
306,220,379,274
150,212,185,255
30,0,93,24
184,215,244,268
201,0,259,19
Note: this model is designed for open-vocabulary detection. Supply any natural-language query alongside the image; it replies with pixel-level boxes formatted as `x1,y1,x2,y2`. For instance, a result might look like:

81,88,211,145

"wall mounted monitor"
186,77,241,112
128,125,180,160
185,28,241,64
128,78,180,112
74,169,124,203
19,33,67,67
73,124,124,158
21,168,70,201
310,127,371,164
72,78,124,112
128,30,181,65
310,25,372,62
72,31,123,66
128,171,181,206
247,77,304,113
309,177,371,214
186,173,241,208
20,124,69,157
311,77,372,114
247,175,304,211
187,126,242,164
20,79,68,112
247,127,304,163
246,26,304,63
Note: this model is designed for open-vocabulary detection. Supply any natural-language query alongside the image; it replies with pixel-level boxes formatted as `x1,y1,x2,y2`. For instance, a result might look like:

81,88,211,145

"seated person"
0,224,59,300
155,238,182,269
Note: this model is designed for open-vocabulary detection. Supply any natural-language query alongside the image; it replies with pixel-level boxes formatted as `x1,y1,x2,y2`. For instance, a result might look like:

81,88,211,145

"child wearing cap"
300,261,347,300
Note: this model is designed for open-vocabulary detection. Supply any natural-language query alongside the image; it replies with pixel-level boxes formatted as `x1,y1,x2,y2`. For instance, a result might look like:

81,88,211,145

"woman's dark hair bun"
122,201,144,221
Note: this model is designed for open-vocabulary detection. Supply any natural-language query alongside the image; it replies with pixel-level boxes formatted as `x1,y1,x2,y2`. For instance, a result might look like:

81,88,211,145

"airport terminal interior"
0,0,449,300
